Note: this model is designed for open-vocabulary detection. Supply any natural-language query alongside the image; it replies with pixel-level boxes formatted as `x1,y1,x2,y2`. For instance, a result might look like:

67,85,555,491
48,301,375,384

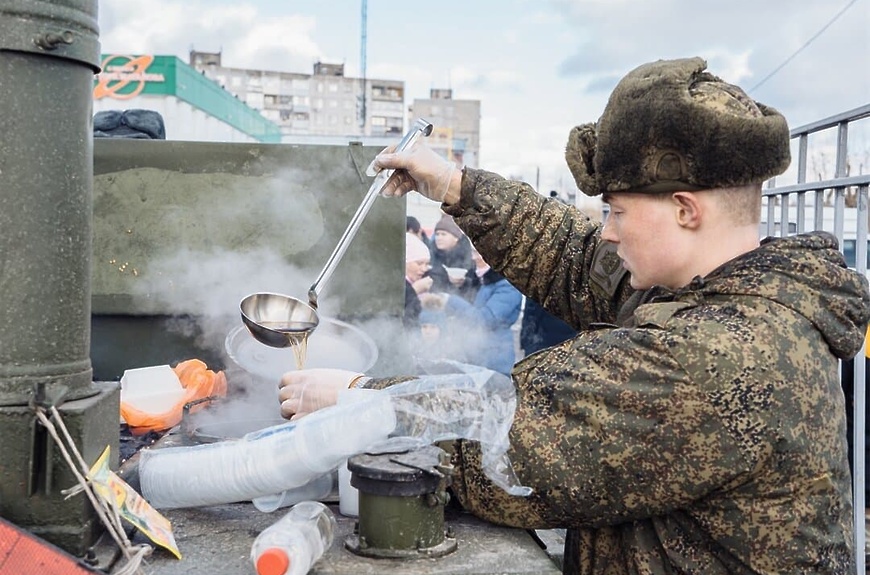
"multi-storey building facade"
189,50,405,138
410,89,480,169
185,51,483,230
406,89,482,228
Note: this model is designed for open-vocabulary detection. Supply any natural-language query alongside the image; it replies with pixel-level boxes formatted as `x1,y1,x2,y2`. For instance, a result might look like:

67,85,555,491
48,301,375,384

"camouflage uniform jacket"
369,168,870,574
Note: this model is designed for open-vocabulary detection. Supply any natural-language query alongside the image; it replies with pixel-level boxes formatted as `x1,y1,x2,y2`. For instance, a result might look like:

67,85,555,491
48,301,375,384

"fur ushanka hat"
565,57,791,196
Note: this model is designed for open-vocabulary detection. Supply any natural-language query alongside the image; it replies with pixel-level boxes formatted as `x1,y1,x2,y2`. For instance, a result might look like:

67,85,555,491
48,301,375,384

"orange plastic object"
255,547,290,575
120,359,227,434
0,517,99,575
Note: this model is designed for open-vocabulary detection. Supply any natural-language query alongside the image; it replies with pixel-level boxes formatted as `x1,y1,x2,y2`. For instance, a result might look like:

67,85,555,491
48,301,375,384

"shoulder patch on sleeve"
589,241,628,299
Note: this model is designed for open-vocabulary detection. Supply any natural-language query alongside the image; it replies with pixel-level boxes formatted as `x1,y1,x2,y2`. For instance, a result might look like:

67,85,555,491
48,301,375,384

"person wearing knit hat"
434,214,463,239
418,309,445,344
404,232,432,329
280,57,869,573
429,214,474,297
405,231,431,263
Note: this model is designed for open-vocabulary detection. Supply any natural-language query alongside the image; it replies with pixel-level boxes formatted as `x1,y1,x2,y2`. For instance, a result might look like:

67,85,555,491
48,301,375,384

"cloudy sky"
98,0,869,194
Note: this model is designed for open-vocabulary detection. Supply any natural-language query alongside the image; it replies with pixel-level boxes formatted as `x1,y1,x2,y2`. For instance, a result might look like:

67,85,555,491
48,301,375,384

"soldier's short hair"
714,183,763,226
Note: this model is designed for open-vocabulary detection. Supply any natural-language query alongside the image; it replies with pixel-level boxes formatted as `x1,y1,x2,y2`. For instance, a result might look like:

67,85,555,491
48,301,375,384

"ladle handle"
307,118,434,308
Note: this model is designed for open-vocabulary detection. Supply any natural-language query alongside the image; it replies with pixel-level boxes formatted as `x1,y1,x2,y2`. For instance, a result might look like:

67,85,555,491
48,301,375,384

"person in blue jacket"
420,246,522,375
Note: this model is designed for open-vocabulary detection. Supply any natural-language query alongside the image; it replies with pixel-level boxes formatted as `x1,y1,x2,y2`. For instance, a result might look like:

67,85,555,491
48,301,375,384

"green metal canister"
0,0,120,555
345,445,457,559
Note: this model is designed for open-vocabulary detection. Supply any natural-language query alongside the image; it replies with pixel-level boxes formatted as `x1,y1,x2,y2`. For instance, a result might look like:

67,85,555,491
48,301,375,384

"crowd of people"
404,213,547,375
406,210,578,373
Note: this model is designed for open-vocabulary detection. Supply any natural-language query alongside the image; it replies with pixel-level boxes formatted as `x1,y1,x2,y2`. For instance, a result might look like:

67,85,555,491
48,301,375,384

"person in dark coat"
840,325,870,503
406,215,430,245
428,214,474,297
404,233,432,330
519,297,577,356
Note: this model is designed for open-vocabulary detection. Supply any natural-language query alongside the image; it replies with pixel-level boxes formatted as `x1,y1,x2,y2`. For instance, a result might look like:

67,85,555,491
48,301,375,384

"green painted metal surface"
357,493,446,551
0,385,119,555
0,0,100,70
91,138,409,379
0,3,99,406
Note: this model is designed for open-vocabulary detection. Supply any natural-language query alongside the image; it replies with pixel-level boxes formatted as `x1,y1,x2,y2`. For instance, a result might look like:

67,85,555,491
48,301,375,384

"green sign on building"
94,54,281,143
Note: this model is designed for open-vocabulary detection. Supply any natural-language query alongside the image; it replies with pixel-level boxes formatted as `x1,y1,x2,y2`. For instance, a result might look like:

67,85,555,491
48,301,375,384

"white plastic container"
251,501,336,575
119,365,185,422
139,389,396,509
337,464,357,518
335,388,382,517
252,472,335,513
225,322,378,385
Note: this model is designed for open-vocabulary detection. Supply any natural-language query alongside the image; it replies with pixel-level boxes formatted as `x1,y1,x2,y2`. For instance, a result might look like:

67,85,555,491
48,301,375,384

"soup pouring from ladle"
240,118,434,348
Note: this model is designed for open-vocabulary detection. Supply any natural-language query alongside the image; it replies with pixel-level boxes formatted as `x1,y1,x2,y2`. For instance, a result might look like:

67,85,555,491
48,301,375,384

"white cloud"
100,0,323,72
97,0,869,195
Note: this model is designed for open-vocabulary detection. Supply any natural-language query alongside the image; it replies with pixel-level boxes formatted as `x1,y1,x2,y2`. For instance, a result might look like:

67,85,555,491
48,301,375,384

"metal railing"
762,103,870,569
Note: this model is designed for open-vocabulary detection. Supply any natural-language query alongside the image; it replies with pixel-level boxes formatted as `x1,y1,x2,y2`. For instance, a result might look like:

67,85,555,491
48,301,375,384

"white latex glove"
366,142,458,203
278,368,361,420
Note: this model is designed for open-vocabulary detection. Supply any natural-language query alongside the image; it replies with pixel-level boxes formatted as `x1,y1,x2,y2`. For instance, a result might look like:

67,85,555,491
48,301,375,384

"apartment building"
410,88,481,169
183,51,483,228
405,89,482,227
189,50,405,139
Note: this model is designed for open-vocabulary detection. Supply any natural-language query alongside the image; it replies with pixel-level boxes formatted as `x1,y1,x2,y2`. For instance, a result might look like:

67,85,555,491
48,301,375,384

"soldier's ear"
671,191,703,230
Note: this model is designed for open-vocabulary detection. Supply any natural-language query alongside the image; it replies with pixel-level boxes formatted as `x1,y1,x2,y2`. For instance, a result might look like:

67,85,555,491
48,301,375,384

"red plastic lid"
256,548,290,575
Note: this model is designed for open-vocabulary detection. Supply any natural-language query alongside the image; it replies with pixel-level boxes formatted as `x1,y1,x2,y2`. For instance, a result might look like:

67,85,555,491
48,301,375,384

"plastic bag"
372,360,533,497
120,359,227,434
88,445,181,558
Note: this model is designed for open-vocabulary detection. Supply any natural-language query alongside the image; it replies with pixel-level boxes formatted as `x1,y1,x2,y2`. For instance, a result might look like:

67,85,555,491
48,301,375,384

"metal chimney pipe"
0,0,120,555
0,0,100,405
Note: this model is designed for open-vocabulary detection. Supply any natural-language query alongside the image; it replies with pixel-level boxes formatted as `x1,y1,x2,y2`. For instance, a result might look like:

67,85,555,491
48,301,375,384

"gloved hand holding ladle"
240,118,434,348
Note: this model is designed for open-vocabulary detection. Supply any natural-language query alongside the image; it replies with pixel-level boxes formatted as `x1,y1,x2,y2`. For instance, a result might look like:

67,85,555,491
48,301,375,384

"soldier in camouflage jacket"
279,57,870,574
433,168,868,574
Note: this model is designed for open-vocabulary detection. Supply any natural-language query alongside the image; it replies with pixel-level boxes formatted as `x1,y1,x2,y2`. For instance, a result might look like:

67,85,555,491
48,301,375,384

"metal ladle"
240,118,434,348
